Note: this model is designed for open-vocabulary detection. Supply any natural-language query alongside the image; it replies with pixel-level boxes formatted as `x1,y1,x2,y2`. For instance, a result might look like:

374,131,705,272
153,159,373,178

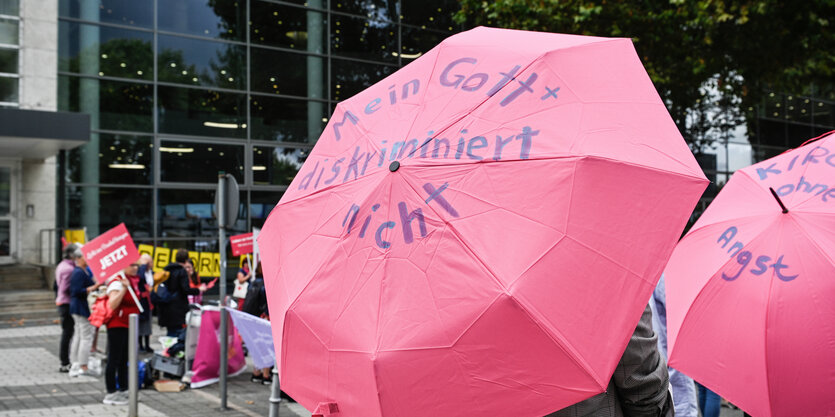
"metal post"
269,357,281,417
128,313,139,417
218,174,228,410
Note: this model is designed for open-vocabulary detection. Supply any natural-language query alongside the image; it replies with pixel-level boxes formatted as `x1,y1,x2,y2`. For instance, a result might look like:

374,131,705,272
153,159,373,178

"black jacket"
156,263,200,329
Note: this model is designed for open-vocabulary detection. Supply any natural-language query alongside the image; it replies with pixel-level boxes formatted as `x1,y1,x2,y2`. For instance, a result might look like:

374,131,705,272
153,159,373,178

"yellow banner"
64,229,86,244
137,244,154,258
153,247,171,272
188,251,200,269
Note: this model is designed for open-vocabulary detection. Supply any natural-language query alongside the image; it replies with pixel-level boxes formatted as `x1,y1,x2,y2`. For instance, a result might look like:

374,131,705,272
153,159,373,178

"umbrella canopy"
259,27,707,417
666,132,835,417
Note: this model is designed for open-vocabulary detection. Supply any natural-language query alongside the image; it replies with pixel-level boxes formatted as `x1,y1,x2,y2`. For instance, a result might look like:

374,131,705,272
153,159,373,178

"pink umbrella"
259,27,707,417
666,131,835,417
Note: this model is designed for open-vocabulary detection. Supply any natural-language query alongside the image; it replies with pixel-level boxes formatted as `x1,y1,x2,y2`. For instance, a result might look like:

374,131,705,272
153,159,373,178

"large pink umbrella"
666,132,835,417
259,27,707,417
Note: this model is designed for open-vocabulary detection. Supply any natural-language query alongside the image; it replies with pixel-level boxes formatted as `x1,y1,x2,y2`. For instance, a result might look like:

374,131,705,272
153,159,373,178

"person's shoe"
250,374,263,383
116,390,130,403
58,364,71,373
79,367,101,377
261,378,272,386
68,364,81,377
102,392,125,405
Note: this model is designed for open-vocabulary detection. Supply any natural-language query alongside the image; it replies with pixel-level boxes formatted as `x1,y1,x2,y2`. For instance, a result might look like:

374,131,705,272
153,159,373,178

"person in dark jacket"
547,304,673,417
68,245,103,377
157,249,204,337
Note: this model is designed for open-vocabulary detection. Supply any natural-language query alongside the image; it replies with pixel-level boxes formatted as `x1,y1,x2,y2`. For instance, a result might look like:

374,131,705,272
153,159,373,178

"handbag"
232,280,249,299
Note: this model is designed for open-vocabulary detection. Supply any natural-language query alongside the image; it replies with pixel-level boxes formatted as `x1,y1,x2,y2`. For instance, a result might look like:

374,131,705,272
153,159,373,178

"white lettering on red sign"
100,245,128,270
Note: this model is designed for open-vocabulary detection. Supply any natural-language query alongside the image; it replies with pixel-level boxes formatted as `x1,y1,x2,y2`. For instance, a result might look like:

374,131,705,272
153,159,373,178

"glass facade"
0,0,19,107
55,0,835,253
57,0,460,254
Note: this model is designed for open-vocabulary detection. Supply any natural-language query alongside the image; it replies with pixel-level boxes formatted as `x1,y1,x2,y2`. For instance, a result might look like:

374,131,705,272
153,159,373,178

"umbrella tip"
312,402,340,417
768,187,789,213
389,161,400,172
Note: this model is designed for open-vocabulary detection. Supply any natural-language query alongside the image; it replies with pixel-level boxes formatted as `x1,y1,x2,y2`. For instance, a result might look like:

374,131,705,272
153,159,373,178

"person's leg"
58,305,74,368
105,328,121,393
70,314,85,368
702,385,721,417
116,331,129,393
77,318,95,370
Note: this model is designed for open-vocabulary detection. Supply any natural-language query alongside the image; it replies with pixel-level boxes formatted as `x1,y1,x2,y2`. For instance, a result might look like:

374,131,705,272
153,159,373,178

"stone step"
0,289,56,304
0,309,58,327
0,265,46,290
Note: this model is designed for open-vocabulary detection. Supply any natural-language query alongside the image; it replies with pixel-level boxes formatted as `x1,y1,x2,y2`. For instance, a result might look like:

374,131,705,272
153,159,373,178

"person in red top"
102,263,140,406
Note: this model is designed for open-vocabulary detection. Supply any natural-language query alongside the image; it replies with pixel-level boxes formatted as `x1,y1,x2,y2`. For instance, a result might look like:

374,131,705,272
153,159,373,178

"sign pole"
218,173,229,410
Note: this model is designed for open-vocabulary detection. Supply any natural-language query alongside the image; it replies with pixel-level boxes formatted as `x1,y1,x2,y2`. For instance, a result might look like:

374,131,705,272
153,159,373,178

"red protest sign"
230,232,253,256
81,223,140,283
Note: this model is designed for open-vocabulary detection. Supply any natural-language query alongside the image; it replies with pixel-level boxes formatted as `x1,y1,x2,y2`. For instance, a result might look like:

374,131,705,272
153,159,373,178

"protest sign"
230,232,253,256
227,308,275,369
81,223,140,282
190,307,247,388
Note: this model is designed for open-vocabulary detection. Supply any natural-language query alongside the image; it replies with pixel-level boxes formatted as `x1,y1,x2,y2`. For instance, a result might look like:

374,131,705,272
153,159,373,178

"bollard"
128,313,139,417
268,358,281,417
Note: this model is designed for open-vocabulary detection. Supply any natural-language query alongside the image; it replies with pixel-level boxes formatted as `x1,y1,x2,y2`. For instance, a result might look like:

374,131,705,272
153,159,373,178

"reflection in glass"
66,186,152,237
250,95,325,142
0,49,16,73
250,1,326,53
159,0,244,41
250,47,326,98
159,140,244,183
158,189,247,237
401,0,459,31
331,14,397,63
0,167,9,215
157,86,246,138
67,134,153,185
0,77,17,103
158,35,246,90
250,191,282,229
59,0,153,28
331,0,395,21
401,26,445,61
0,220,8,256
59,21,153,80
0,1,19,16
0,18,18,45
58,76,153,132
331,58,396,101
253,146,308,185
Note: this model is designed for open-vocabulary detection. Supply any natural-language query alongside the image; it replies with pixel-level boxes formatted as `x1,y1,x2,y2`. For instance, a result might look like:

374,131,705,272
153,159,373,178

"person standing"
55,243,78,373
68,245,102,376
547,303,673,417
650,274,699,417
137,253,154,352
157,249,204,338
102,265,140,405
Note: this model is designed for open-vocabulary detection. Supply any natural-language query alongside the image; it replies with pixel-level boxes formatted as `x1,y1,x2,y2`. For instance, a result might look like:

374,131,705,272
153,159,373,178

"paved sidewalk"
0,323,311,417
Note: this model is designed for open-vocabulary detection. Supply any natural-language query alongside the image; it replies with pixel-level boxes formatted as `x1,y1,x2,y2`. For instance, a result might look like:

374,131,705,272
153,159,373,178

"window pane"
253,145,308,185
0,48,16,73
401,0,458,31
59,0,152,28
159,0,245,42
250,191,281,229
59,21,153,80
159,140,244,184
331,0,395,21
67,134,153,185
250,47,326,99
0,220,8,256
157,86,246,138
331,58,396,101
250,2,326,53
66,186,153,238
0,166,9,215
0,0,19,16
158,35,246,90
158,188,247,237
331,15,397,63
250,95,325,142
59,76,153,132
0,17,18,45
0,76,17,102
401,26,445,61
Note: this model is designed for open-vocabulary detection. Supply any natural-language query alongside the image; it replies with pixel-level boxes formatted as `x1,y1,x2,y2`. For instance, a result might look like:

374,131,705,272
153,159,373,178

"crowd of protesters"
54,246,272,405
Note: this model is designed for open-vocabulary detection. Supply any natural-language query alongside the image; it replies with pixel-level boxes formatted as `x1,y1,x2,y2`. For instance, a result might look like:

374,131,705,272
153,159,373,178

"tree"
453,0,835,151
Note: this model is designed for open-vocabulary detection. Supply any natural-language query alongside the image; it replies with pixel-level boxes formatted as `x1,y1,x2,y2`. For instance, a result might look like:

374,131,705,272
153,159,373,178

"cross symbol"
541,86,560,100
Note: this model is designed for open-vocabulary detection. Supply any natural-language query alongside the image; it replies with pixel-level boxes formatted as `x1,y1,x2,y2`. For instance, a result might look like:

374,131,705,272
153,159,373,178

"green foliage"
454,0,835,150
